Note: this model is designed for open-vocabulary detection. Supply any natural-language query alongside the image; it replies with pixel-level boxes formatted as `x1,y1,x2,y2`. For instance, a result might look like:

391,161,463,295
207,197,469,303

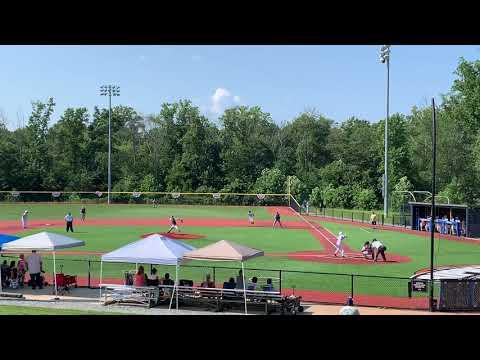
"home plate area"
268,250,411,265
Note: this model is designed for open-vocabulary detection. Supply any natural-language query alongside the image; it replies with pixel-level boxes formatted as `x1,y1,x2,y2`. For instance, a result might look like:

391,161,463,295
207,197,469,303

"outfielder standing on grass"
273,211,283,228
65,212,74,232
334,231,346,257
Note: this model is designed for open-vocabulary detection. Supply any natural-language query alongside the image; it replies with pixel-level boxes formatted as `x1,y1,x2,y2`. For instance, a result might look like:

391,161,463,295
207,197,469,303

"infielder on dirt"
21,210,28,229
273,211,283,228
334,231,346,257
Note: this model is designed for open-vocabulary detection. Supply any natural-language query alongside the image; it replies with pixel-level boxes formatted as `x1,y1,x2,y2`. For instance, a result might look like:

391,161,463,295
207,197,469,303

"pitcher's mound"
141,232,205,240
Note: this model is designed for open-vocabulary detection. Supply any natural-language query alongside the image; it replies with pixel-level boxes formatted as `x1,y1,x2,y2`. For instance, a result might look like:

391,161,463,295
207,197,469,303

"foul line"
290,210,337,249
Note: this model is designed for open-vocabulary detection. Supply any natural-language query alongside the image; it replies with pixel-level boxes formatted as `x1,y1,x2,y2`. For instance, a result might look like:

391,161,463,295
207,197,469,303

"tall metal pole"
108,93,112,205
384,56,390,218
429,98,437,312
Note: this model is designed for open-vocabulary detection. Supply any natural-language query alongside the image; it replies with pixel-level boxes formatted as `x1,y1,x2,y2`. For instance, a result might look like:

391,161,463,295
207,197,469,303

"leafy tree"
390,176,413,212
253,168,286,194
220,106,277,187
324,185,352,208
287,175,309,203
352,187,378,210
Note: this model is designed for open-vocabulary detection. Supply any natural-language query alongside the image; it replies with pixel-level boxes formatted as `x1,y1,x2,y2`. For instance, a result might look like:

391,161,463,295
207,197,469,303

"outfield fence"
0,191,292,207
0,254,432,310
309,207,412,228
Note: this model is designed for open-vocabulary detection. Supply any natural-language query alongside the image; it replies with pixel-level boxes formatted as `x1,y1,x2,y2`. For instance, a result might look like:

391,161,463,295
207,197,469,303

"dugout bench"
172,285,303,314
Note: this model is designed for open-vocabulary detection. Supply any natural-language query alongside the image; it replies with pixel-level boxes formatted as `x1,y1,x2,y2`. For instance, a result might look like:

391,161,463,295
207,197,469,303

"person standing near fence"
21,210,28,229
334,231,346,257
64,212,74,232
26,250,43,290
370,211,377,226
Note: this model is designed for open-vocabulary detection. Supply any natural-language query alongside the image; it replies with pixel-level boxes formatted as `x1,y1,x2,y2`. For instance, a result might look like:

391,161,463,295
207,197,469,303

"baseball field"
2,203,480,309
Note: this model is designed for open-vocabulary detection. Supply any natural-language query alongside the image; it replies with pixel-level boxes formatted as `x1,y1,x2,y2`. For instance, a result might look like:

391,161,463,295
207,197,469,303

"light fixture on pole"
100,85,120,205
380,45,391,219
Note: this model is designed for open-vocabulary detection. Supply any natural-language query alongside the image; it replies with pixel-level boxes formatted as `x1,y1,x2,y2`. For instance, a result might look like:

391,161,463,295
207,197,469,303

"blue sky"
0,45,479,130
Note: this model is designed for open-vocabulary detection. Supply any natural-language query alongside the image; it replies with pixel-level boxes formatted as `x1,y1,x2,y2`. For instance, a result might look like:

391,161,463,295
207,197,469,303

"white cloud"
210,88,241,115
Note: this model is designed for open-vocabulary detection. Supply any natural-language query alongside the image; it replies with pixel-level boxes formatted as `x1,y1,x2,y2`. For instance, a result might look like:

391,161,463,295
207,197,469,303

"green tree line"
1,58,480,210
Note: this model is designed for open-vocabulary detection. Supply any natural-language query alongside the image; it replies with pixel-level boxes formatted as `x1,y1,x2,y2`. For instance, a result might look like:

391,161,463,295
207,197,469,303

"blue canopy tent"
0,234,20,249
0,234,20,293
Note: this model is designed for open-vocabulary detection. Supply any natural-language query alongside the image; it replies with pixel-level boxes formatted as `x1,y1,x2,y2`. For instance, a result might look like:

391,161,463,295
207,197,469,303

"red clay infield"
0,214,412,265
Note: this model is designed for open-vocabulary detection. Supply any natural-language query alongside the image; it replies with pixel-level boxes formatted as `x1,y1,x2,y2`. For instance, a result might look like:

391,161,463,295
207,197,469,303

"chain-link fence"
309,207,412,228
1,254,430,310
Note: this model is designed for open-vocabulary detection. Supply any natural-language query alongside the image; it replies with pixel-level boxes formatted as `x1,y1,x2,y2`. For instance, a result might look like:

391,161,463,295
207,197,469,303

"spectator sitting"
236,269,244,289
201,274,215,288
9,268,19,289
162,273,174,286
247,276,258,290
263,278,275,292
1,260,10,287
146,268,159,286
133,266,147,287
223,277,236,289
17,254,26,287
361,241,374,260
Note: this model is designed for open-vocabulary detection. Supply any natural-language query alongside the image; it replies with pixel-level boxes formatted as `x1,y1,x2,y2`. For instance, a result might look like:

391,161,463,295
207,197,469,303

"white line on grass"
292,211,337,249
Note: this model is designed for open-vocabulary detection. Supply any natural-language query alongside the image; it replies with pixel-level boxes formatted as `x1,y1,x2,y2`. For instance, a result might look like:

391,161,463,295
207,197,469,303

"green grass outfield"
0,305,124,315
0,203,297,221
2,203,479,298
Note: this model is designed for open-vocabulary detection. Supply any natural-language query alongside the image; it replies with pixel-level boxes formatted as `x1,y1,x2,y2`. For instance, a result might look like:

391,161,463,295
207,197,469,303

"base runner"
334,231,346,257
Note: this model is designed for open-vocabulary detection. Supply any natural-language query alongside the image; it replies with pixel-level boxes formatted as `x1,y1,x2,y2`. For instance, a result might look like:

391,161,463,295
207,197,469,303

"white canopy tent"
0,232,85,296
100,234,196,310
183,240,264,314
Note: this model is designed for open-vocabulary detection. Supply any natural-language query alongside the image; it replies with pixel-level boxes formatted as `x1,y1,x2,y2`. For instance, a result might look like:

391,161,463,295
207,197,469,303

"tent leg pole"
53,251,58,298
176,265,179,311
242,262,247,315
99,261,103,299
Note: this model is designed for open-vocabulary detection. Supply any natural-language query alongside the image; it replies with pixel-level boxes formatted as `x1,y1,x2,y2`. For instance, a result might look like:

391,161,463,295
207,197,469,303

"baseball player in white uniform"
334,231,346,257
21,210,29,229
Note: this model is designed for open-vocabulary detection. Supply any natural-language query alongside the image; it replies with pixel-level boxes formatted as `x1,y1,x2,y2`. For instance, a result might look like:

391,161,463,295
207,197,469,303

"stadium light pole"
380,45,391,219
100,85,120,205
429,98,437,312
